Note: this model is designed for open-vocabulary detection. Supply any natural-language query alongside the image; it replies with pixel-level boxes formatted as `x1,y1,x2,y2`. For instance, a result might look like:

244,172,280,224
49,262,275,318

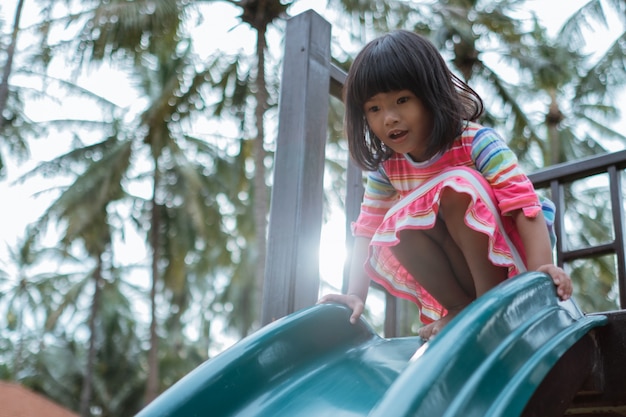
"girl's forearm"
512,210,554,270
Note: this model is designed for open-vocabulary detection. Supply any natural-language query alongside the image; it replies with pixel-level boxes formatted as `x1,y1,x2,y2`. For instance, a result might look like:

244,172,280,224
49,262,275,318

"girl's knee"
439,188,471,218
392,229,434,257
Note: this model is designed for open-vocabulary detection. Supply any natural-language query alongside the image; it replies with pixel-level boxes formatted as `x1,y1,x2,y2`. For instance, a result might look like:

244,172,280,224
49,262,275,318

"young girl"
318,30,573,340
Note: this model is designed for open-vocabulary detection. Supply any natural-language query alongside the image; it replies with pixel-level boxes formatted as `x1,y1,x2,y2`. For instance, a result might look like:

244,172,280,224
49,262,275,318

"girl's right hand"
536,264,573,300
317,293,365,324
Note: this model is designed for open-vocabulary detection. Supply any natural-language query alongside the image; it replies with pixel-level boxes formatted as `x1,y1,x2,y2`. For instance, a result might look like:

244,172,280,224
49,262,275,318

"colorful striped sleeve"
352,167,399,238
471,128,542,216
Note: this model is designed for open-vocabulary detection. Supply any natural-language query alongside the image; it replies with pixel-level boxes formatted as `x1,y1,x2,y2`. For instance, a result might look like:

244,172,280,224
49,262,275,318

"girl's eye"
366,105,380,113
398,96,410,104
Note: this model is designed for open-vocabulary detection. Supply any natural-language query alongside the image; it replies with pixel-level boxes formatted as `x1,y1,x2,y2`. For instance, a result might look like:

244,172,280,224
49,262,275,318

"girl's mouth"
389,130,407,141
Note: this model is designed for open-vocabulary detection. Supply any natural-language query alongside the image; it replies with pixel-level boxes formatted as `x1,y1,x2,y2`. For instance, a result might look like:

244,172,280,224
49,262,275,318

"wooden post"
261,11,331,325
342,160,363,293
608,166,626,308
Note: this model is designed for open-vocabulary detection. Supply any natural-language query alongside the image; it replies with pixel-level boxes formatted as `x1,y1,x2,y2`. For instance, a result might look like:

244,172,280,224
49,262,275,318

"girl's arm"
470,128,572,299
318,168,395,323
512,209,573,300
318,236,372,324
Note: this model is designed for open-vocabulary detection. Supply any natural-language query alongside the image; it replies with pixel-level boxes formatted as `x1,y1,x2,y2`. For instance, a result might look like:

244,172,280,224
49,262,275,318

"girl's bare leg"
391,188,507,339
391,224,472,340
438,189,508,296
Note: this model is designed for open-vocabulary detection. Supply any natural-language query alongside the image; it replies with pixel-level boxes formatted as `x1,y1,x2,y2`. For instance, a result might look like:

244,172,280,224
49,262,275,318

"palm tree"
519,1,626,313
205,51,269,335
0,0,36,177
201,0,293,330
132,43,248,402
21,130,131,415
29,0,237,403
0,233,69,380
0,0,24,135
505,4,625,166
16,269,149,416
5,2,249,408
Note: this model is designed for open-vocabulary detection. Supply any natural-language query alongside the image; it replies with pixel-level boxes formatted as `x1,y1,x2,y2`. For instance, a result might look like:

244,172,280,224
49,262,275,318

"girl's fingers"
318,293,364,324
537,264,573,300
349,303,364,324
317,293,346,304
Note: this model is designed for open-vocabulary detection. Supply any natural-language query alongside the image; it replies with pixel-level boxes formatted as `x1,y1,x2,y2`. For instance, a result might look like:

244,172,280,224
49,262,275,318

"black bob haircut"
344,30,484,171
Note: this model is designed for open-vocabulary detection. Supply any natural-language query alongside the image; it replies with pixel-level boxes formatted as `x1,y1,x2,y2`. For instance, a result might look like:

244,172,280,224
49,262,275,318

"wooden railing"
529,150,626,310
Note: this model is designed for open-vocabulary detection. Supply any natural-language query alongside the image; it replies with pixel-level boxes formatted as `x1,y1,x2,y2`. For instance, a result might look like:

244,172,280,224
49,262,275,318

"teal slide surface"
136,272,607,417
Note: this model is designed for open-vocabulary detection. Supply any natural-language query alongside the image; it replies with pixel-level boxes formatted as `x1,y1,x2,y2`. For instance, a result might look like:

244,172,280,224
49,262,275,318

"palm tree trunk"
0,0,24,134
253,23,268,326
13,290,25,379
546,89,563,165
79,256,103,417
145,166,161,404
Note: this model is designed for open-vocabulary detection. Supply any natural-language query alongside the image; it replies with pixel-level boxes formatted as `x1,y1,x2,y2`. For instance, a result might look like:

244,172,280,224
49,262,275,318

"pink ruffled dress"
352,122,555,324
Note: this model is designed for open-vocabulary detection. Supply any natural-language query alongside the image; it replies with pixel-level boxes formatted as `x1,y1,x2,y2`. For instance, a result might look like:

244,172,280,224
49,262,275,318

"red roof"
0,381,79,417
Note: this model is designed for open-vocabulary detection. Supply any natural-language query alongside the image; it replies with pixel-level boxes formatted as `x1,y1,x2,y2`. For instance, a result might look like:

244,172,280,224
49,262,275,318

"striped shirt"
353,122,545,237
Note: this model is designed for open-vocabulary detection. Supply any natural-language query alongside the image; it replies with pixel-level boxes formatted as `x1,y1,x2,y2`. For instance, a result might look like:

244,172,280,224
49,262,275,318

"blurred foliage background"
0,0,625,415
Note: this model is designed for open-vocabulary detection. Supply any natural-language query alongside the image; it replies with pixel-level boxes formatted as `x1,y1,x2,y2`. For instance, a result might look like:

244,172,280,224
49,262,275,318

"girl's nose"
384,110,399,126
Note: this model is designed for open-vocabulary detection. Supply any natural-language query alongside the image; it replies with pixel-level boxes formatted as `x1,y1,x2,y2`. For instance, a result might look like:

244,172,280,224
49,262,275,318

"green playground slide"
135,272,607,417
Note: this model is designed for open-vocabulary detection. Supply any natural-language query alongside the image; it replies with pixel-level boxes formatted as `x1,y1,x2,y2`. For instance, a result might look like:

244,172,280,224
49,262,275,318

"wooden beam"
528,149,626,188
329,63,347,100
261,10,331,325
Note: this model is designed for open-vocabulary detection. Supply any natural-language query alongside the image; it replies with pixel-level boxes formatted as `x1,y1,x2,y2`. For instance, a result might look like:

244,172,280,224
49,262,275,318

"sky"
0,0,624,312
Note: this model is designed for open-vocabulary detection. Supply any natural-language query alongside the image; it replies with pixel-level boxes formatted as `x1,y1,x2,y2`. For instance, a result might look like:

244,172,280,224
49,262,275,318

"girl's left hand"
317,293,365,324
536,264,573,300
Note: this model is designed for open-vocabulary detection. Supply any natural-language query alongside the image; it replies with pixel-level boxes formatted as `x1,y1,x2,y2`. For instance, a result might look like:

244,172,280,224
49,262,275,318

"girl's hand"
317,293,365,324
536,264,573,301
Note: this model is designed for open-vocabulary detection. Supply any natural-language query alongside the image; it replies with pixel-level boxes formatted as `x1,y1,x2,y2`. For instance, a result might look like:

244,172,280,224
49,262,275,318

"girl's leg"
438,188,508,296
391,188,507,339
391,222,474,340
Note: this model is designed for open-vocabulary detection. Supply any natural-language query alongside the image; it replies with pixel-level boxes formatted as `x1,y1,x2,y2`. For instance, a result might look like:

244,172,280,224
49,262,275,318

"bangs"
348,36,417,105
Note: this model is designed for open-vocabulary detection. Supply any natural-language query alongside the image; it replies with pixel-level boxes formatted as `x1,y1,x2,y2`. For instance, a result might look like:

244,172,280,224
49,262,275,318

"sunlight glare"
319,211,347,292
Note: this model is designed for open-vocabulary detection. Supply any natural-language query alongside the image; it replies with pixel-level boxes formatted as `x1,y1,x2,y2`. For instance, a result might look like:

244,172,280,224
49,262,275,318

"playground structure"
136,10,626,417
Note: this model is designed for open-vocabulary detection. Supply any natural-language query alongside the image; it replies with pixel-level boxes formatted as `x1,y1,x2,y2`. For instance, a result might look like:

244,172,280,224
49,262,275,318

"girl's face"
363,89,434,162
